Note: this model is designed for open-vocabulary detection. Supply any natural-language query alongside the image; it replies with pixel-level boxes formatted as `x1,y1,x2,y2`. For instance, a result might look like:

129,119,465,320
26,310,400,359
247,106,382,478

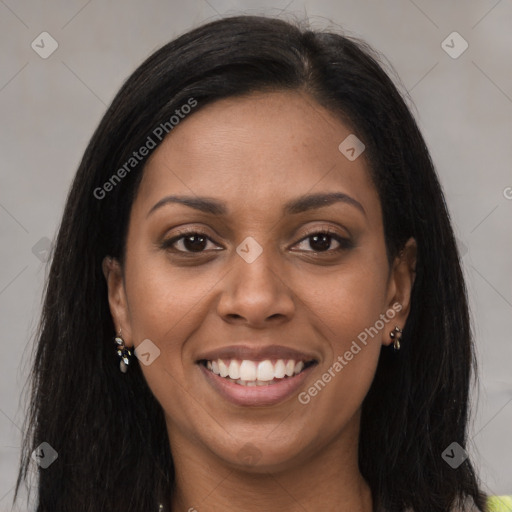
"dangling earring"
115,328,132,373
389,326,402,351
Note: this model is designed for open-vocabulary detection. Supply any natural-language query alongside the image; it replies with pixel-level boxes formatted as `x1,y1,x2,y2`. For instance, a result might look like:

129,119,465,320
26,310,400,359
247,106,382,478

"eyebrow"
146,192,366,218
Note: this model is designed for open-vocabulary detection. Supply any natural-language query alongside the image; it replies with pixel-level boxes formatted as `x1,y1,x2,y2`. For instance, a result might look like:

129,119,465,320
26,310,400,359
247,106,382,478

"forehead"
134,90,379,220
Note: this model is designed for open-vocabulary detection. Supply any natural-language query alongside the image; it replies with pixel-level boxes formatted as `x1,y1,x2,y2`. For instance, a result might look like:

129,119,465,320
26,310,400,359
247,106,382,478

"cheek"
294,295,386,460
124,249,217,341
122,254,216,431
294,252,388,405
122,248,226,402
300,252,389,344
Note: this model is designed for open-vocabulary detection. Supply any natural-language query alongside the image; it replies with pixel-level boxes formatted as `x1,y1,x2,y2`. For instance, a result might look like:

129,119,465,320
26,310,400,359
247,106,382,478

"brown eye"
161,231,221,254
293,230,353,253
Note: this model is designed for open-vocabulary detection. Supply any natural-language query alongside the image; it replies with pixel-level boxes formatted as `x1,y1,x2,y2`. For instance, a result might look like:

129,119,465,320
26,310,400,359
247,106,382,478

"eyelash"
160,228,353,256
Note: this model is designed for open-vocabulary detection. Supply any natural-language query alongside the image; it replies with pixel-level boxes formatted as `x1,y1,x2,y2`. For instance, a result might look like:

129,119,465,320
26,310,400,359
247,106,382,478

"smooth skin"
103,90,417,512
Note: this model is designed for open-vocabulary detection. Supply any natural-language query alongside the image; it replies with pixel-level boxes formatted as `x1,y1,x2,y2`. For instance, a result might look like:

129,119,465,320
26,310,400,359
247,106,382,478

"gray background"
1,0,511,509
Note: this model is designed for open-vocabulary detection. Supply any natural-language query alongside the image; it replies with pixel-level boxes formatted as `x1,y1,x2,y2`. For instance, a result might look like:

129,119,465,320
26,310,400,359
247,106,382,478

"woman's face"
104,90,416,472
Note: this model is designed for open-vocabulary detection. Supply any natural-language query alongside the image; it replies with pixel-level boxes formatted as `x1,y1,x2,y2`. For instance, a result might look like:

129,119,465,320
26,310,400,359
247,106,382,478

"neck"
166,414,374,512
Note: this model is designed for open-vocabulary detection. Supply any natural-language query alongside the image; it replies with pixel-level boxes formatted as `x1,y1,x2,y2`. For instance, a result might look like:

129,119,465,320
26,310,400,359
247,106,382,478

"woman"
15,14,491,512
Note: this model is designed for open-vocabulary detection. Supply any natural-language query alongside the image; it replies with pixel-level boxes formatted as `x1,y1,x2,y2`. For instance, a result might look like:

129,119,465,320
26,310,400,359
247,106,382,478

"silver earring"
115,329,132,373
389,326,402,351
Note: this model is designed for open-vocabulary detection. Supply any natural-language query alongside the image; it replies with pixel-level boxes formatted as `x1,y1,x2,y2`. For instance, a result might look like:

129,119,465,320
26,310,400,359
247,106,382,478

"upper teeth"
206,359,306,381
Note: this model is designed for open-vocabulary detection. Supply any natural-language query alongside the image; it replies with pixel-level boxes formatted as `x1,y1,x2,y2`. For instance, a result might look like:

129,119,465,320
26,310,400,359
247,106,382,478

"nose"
216,242,296,328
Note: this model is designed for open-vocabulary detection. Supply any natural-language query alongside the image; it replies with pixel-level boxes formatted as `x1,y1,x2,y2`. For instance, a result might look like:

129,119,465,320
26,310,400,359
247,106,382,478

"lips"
196,344,318,364
196,344,318,406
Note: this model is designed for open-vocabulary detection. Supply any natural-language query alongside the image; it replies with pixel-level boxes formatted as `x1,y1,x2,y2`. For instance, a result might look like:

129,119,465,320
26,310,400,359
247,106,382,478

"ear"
383,237,417,347
102,256,133,347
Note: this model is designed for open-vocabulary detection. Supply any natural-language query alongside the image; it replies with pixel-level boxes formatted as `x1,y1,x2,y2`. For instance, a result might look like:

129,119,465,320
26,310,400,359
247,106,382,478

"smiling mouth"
199,358,317,386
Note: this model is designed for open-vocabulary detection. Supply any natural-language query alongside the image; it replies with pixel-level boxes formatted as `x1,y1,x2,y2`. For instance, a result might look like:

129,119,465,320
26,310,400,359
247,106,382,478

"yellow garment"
487,496,512,512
